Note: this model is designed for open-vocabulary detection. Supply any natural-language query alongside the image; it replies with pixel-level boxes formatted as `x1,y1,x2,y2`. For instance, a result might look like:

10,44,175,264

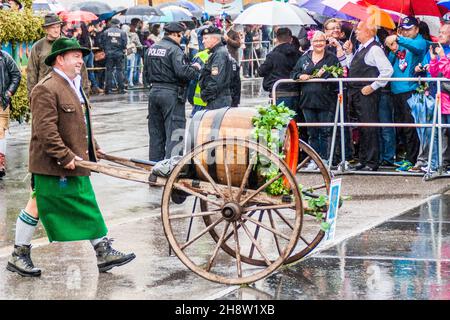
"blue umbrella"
438,0,450,10
148,6,194,24
156,1,203,19
295,0,353,20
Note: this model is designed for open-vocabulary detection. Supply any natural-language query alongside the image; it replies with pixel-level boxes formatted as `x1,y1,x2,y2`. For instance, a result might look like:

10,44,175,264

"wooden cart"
76,108,332,285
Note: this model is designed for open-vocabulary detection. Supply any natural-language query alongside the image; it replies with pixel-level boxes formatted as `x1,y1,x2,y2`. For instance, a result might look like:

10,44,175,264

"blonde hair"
323,18,342,31
311,30,326,42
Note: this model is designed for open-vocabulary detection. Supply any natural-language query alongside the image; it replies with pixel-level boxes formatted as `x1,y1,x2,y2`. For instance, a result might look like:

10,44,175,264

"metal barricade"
240,41,273,79
272,77,450,181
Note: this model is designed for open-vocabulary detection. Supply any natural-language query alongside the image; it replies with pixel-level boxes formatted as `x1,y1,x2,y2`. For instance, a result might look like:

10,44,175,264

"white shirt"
345,38,394,91
53,67,85,104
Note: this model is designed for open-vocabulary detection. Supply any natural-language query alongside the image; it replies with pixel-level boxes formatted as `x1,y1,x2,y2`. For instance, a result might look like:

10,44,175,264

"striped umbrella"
322,0,396,29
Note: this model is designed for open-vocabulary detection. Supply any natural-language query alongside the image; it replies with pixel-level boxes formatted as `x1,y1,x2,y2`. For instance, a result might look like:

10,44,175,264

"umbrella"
148,6,194,24
124,5,163,17
156,1,204,18
69,1,112,16
295,0,354,19
364,0,441,16
59,10,98,23
322,0,396,29
233,1,317,26
438,0,450,10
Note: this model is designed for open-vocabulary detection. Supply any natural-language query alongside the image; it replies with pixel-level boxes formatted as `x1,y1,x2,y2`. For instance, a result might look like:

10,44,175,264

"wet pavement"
1,84,449,300
223,195,450,300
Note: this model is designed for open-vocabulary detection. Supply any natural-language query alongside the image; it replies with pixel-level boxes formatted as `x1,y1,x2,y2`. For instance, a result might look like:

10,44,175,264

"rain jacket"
388,34,428,95
291,50,339,111
198,42,233,103
429,55,450,114
258,42,301,95
0,50,21,110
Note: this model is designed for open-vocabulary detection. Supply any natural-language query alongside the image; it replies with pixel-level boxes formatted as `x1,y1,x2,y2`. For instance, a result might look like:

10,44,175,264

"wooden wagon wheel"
161,138,303,285
201,139,332,266
286,139,332,264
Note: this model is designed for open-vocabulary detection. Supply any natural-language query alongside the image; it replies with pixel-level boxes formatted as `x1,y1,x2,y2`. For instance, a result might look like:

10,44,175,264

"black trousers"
206,95,232,110
105,55,125,92
348,90,380,168
392,91,420,164
148,87,186,162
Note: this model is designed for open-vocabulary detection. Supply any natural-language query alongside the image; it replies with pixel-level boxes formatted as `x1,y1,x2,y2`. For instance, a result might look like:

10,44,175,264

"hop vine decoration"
312,64,344,78
252,103,296,195
11,70,31,123
0,8,44,44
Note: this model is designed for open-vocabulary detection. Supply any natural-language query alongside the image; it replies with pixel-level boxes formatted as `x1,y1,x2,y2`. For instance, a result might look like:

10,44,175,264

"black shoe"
380,160,395,167
104,91,112,95
94,238,135,273
6,245,41,277
118,89,127,94
351,163,378,171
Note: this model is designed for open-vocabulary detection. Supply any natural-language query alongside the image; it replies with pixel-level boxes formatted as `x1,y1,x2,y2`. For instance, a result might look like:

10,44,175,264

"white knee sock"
15,209,38,246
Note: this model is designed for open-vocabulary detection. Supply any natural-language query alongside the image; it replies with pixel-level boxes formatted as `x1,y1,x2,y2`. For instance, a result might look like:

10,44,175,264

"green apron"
34,174,108,242
34,96,107,242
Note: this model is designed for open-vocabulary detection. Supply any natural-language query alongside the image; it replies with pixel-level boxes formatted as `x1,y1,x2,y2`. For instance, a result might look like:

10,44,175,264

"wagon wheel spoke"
173,182,223,207
297,155,311,171
223,144,233,200
240,172,283,207
236,152,257,202
206,222,231,272
268,210,282,256
308,183,327,191
232,222,242,278
273,210,311,247
249,211,265,259
273,208,294,230
223,210,256,242
192,156,227,200
239,220,271,266
181,217,225,250
169,210,222,220
243,203,295,212
241,215,291,241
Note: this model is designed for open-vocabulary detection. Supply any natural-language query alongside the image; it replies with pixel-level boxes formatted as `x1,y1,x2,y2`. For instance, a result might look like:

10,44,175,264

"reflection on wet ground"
223,195,450,300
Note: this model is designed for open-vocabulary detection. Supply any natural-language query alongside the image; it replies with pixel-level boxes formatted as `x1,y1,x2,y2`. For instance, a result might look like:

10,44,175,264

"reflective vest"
193,50,210,107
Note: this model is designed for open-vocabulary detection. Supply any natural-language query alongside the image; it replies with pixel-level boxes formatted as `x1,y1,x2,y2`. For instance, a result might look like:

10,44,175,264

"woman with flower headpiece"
291,30,340,170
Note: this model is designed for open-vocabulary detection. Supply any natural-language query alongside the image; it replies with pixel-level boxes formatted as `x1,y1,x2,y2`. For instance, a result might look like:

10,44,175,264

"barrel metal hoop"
207,107,231,182
187,109,208,154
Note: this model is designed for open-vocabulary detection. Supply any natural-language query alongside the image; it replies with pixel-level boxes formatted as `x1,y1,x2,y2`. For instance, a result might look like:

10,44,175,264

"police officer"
147,22,201,162
199,26,233,110
101,18,127,94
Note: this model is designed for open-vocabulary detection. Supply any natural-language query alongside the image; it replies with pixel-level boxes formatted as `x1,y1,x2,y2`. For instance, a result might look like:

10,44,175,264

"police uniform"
147,22,200,162
198,26,233,110
101,19,127,94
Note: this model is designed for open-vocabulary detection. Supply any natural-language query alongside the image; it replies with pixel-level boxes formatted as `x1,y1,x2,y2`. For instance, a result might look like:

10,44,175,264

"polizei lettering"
148,48,167,57
175,304,209,318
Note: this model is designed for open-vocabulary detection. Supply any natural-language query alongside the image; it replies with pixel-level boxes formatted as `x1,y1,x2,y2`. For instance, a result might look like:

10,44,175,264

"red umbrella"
363,0,442,16
59,10,98,23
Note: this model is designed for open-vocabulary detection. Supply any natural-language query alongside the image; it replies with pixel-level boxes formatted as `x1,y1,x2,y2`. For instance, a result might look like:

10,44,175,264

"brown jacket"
29,71,99,177
27,37,90,96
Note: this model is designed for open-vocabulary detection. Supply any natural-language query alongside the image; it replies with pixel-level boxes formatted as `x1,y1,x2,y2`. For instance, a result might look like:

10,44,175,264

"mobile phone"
430,42,443,54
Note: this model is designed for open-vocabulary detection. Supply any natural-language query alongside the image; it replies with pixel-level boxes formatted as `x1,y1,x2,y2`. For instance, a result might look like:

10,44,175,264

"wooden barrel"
186,107,299,187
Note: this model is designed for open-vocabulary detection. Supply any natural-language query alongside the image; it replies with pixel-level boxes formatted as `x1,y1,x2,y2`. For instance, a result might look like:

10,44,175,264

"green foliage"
252,103,296,196
0,9,44,44
11,70,31,123
312,64,344,78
